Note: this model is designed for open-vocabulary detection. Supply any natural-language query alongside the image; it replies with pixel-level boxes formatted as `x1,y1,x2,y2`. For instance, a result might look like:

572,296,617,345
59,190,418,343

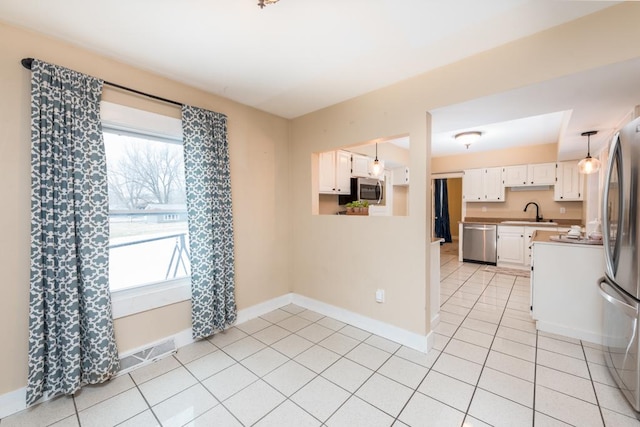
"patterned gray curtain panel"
27,60,119,405
182,105,237,340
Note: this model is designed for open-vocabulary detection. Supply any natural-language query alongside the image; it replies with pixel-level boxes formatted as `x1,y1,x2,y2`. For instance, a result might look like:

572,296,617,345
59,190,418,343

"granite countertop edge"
461,217,582,227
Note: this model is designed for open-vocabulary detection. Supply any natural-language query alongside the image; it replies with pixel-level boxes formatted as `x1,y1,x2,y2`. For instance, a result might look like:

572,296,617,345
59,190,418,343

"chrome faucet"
524,202,543,222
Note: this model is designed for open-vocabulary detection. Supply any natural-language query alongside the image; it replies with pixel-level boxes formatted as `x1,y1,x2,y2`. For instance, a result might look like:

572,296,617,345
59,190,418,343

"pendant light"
578,130,601,174
371,143,381,176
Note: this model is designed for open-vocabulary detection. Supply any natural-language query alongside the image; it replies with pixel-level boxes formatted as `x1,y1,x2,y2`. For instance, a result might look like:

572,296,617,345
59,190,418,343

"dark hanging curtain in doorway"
434,179,452,243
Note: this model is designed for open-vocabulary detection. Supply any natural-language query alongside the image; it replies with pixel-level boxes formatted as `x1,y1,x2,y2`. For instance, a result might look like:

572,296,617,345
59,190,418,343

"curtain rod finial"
21,58,34,70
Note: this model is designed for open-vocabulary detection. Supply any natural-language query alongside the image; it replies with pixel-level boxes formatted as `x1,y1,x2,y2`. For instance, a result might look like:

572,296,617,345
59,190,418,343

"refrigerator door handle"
602,133,622,278
598,276,638,318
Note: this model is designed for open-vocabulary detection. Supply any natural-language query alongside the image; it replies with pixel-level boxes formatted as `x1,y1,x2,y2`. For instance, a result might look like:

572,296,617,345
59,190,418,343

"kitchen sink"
501,220,558,225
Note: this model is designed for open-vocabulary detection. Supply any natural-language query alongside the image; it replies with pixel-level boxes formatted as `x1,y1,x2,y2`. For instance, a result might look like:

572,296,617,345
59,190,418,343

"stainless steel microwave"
338,177,384,205
357,177,383,204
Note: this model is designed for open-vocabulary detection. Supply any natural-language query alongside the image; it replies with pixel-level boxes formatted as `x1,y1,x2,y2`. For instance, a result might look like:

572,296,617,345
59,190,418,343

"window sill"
111,278,191,319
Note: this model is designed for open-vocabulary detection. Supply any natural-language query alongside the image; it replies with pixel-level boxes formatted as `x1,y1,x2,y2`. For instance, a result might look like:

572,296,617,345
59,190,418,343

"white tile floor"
3,254,640,426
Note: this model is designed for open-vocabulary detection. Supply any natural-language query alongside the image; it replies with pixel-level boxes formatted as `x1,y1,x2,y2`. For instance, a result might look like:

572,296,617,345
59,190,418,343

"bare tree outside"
106,134,186,209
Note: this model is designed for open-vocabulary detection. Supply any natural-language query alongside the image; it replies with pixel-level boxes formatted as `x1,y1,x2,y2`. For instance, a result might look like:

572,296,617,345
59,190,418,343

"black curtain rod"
21,57,183,107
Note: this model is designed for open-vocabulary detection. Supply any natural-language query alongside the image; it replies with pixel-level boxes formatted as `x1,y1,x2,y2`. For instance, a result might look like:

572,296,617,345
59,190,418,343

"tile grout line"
581,340,607,426
128,371,164,426
395,263,495,423
460,274,519,426
171,350,246,426
71,391,82,426
189,310,403,425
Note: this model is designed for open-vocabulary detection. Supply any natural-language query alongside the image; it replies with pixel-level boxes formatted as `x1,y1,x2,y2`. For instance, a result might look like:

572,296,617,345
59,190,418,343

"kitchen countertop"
462,217,582,227
532,230,603,246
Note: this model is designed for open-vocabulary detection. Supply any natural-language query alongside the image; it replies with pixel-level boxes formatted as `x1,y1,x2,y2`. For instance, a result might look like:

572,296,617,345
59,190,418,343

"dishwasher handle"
464,225,496,231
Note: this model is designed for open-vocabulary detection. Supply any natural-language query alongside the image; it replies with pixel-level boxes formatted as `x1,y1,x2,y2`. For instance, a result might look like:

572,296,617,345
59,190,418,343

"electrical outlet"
375,289,385,303
560,207,566,214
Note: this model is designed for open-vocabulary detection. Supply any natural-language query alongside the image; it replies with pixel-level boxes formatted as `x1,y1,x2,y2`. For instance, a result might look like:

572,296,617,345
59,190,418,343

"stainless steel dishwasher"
462,223,497,265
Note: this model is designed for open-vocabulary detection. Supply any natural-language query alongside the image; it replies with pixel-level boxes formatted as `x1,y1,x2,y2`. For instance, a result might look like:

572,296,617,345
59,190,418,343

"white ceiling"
2,0,636,159
430,56,640,159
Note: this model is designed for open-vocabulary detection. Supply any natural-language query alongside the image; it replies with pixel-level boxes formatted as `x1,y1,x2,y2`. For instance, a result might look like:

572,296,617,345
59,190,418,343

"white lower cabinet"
497,226,525,265
498,225,559,268
531,240,604,343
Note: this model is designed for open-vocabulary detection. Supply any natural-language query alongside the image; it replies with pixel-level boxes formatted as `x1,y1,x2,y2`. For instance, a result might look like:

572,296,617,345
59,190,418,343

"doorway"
431,174,463,257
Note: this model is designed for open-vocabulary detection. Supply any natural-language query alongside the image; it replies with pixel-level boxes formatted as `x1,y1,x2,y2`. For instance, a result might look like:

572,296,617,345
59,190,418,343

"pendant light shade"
578,131,601,174
372,143,381,176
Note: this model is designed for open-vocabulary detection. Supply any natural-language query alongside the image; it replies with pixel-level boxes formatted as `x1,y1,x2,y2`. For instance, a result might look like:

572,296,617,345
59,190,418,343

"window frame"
101,101,191,319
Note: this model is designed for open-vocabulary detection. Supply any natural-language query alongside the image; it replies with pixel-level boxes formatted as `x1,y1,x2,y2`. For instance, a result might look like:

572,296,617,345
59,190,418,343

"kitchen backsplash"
465,188,582,221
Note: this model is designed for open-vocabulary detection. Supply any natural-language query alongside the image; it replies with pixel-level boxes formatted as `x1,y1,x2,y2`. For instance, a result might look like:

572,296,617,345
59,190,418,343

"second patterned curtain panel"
182,105,237,340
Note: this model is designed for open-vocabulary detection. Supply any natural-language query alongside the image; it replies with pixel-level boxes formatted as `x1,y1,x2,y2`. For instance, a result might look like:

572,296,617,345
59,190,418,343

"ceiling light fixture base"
454,131,482,150
258,0,279,8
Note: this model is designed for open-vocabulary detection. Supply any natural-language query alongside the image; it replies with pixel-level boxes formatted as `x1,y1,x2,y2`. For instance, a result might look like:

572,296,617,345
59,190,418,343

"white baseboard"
235,293,294,324
0,387,26,419
1,291,432,419
535,320,603,345
431,312,440,329
292,294,430,353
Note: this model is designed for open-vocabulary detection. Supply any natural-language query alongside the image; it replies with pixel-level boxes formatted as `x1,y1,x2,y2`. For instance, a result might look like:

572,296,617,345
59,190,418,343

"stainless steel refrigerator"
599,116,640,415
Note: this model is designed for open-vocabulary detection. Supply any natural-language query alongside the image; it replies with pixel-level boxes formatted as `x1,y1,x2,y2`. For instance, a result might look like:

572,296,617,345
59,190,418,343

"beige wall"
393,186,409,217
431,143,559,173
290,3,640,336
466,189,583,221
0,22,291,395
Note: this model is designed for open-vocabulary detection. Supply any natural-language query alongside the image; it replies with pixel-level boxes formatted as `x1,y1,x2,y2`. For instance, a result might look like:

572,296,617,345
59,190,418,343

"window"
101,101,191,317
104,131,190,292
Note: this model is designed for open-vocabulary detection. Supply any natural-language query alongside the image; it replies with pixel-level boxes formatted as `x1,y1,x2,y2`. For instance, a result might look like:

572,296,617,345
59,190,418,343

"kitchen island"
530,230,604,344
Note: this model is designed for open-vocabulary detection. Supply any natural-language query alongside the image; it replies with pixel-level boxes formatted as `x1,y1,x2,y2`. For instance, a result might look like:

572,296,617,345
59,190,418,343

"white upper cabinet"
529,163,556,185
351,154,370,178
335,150,351,194
392,166,409,186
503,165,528,186
319,151,337,193
503,163,556,187
554,161,584,201
463,167,504,202
463,168,483,201
319,150,351,195
484,167,505,201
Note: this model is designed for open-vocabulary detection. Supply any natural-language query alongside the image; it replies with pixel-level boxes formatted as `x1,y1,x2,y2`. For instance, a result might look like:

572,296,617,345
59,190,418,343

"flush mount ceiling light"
372,143,381,176
578,130,601,174
258,0,279,8
454,131,482,150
